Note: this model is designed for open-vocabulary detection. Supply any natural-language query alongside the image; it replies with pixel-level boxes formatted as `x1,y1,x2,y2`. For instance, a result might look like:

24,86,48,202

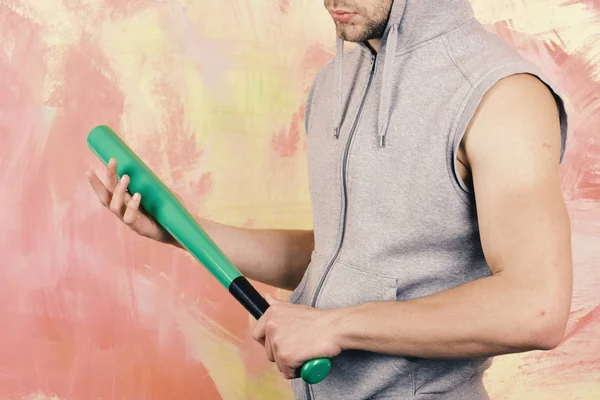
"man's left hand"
251,294,343,379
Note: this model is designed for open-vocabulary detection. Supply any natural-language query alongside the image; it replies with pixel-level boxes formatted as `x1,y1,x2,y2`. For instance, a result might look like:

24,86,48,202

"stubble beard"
327,0,391,42
336,19,388,42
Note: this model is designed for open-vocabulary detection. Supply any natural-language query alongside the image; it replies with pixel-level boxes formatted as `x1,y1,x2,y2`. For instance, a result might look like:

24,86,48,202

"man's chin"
337,27,369,43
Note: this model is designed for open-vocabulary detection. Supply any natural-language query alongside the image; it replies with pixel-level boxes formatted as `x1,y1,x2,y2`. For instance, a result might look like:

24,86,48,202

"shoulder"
469,73,560,141
443,19,523,83
463,73,563,170
478,73,558,112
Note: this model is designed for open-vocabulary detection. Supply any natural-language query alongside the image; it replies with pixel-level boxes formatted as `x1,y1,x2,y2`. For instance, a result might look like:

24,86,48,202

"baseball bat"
86,125,331,384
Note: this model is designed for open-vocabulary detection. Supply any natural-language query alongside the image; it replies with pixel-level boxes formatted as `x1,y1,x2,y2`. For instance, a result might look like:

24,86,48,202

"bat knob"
301,357,332,384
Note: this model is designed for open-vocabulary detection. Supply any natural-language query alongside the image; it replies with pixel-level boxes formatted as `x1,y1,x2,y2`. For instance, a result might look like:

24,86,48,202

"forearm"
170,218,314,290
335,273,569,359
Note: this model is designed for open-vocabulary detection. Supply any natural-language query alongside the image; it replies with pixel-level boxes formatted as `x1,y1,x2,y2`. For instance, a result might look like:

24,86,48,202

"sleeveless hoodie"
288,0,569,399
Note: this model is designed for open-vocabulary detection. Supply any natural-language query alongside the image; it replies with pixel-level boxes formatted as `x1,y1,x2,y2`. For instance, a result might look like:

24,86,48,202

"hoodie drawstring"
332,24,398,147
333,36,345,139
377,23,398,147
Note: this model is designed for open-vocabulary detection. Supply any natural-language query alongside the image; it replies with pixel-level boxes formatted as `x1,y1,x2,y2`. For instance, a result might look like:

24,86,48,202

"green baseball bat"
86,125,331,384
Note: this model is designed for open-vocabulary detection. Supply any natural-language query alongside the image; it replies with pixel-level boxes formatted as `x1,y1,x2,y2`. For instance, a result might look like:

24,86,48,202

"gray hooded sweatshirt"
288,0,568,399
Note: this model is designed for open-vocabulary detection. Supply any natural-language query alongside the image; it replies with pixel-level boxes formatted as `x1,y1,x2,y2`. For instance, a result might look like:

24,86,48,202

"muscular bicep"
463,74,571,310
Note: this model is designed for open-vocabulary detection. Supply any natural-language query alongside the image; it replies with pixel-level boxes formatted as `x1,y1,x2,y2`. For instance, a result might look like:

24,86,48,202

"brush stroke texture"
0,1,598,399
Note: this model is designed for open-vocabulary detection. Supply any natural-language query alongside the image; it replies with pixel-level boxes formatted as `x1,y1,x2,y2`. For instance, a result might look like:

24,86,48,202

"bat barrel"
86,125,331,384
87,125,242,288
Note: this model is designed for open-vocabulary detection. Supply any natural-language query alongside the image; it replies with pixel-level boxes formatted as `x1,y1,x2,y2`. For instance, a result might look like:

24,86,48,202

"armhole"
447,63,569,202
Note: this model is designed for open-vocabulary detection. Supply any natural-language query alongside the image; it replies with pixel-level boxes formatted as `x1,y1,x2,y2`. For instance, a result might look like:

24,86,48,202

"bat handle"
229,276,332,384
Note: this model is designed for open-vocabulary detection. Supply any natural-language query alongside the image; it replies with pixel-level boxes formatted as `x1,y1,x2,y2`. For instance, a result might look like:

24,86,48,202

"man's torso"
288,7,567,400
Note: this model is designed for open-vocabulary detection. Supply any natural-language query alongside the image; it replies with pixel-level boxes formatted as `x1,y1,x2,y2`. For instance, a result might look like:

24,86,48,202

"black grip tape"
229,276,270,320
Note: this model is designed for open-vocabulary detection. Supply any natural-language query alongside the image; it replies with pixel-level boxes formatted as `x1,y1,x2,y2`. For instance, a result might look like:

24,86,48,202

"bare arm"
192,219,314,290
87,159,313,291
331,74,573,358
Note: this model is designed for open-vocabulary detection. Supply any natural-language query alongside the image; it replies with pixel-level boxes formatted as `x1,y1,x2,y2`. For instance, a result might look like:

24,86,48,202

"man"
87,0,572,399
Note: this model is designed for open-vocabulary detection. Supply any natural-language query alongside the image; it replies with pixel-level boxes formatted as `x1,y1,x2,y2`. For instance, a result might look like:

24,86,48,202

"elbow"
516,309,569,351
501,275,572,352
527,321,566,351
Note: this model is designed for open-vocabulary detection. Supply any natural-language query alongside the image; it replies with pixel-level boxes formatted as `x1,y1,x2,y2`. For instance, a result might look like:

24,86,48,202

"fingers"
104,158,132,203
87,170,112,207
272,346,297,380
123,192,141,226
105,157,119,191
267,335,285,374
109,173,129,218
87,158,134,219
254,313,298,380
264,335,275,363
252,314,268,346
87,158,154,239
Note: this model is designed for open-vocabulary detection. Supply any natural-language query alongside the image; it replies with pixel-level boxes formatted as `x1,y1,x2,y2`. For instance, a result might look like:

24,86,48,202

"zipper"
309,53,377,309
305,53,377,400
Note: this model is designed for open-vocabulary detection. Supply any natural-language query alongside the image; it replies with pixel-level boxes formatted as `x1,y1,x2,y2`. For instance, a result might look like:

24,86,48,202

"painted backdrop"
1,0,598,399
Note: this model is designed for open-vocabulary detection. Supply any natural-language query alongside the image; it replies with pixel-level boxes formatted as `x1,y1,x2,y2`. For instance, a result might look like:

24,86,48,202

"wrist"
330,303,369,351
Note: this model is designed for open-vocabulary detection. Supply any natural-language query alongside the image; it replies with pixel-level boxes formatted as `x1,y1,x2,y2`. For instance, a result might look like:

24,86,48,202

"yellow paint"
6,0,597,398
174,307,293,400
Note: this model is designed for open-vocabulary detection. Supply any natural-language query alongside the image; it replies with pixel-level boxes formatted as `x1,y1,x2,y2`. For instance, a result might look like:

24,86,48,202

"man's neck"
366,38,381,54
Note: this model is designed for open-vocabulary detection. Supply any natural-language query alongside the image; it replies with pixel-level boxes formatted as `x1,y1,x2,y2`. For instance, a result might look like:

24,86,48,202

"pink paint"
279,0,291,14
562,304,600,343
487,21,600,201
0,5,50,257
0,4,229,398
272,109,301,157
270,44,336,156
301,44,335,92
102,0,154,19
563,0,600,11
1,1,599,399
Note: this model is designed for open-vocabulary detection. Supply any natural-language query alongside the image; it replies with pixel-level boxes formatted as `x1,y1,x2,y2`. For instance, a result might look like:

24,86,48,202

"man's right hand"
86,157,314,290
86,158,177,246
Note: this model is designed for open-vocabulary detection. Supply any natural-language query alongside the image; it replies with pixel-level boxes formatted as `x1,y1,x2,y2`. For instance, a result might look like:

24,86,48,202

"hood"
332,0,475,146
